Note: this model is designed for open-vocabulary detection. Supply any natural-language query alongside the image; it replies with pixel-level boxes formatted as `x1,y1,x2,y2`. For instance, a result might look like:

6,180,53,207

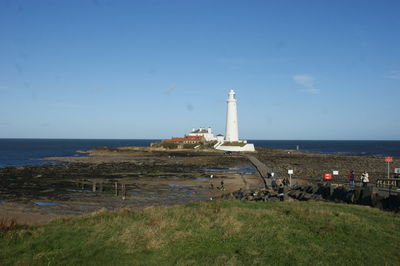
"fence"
376,178,400,189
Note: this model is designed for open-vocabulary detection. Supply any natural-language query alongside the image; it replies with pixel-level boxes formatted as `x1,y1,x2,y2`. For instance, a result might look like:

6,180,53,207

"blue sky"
0,0,399,140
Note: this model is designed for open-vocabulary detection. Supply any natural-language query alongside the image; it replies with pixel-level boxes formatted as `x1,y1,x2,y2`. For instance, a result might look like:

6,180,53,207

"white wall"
216,143,255,152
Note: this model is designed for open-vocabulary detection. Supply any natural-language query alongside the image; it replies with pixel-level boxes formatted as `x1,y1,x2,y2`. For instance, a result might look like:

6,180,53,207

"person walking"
361,171,369,188
282,177,289,187
347,170,355,187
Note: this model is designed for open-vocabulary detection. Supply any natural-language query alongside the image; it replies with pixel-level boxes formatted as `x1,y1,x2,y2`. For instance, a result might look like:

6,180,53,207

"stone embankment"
221,184,400,212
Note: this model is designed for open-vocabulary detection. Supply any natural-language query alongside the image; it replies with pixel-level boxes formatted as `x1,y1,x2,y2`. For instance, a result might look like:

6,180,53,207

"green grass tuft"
221,142,246,147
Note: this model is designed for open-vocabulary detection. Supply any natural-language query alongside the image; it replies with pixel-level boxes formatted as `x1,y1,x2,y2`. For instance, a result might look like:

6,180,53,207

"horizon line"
0,138,399,141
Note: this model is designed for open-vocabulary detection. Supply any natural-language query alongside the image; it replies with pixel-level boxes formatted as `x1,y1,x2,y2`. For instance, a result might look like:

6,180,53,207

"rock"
345,190,356,203
233,190,244,200
256,196,264,201
305,185,317,194
311,194,323,201
359,187,373,206
381,195,400,212
218,182,399,213
269,192,278,198
353,188,362,203
371,193,384,210
331,187,349,203
301,193,312,201
316,185,331,199
288,190,301,200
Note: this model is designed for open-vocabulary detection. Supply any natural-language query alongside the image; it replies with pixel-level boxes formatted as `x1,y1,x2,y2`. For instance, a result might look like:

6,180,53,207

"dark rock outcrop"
221,183,400,213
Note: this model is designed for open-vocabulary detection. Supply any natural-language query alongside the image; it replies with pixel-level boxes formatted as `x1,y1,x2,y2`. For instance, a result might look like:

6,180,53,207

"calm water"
0,139,157,167
0,139,399,167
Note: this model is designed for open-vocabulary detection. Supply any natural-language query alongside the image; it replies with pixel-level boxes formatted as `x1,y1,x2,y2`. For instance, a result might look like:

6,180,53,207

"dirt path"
0,204,63,225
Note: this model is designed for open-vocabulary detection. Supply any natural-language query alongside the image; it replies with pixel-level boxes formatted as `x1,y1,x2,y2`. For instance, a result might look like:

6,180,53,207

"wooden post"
92,182,96,192
115,182,118,196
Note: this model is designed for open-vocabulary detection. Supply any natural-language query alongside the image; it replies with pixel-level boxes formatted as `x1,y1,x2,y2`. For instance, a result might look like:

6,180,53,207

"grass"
221,142,246,147
1,201,400,265
0,218,17,232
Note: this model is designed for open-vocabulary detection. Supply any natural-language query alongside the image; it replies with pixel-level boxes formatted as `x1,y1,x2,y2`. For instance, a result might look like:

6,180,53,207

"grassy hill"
1,200,400,265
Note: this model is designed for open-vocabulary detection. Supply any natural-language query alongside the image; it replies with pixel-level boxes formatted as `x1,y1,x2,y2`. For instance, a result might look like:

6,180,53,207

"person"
220,180,224,191
282,177,289,187
347,170,355,187
361,171,369,187
271,179,278,190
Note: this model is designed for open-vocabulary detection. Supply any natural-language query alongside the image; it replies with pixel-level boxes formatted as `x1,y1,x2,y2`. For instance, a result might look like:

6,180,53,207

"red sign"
385,157,393,163
324,173,333,180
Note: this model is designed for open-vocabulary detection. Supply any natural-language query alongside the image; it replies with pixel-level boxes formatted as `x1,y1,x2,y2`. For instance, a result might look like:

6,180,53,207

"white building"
187,127,216,141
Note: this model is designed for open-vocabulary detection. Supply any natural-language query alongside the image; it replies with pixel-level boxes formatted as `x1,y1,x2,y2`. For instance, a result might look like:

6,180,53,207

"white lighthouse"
215,89,255,152
225,89,239,142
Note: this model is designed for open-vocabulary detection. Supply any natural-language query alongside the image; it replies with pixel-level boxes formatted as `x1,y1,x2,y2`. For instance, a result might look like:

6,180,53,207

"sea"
0,139,399,167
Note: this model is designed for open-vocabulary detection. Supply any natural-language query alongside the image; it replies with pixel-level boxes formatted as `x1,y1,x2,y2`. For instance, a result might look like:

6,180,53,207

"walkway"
244,154,273,188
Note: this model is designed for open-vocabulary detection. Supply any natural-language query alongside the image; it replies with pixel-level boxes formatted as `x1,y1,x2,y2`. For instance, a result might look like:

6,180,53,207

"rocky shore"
0,148,260,224
1,147,399,224
222,183,400,212
255,148,399,183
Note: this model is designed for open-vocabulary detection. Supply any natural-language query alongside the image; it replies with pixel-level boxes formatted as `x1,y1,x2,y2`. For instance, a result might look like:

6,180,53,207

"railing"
297,176,356,185
376,178,400,189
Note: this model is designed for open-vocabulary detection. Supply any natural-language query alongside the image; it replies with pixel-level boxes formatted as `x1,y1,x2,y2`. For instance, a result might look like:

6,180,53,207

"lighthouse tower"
215,89,255,152
225,89,239,142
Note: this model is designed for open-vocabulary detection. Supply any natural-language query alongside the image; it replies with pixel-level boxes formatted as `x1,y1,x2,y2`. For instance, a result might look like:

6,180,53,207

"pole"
387,162,390,179
289,174,292,186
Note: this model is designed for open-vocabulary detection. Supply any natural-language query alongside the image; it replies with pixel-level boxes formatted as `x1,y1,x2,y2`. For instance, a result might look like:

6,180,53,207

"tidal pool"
202,164,256,175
